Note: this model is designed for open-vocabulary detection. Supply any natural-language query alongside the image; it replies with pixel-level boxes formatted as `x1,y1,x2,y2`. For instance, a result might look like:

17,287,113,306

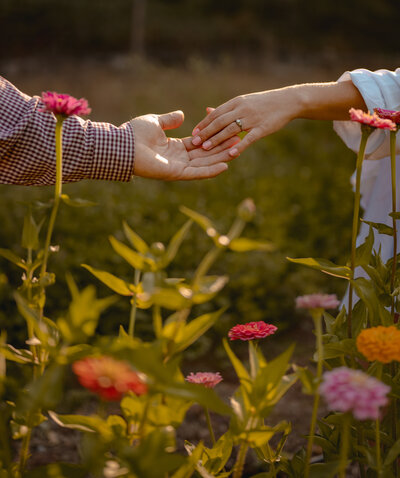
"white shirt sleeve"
333,68,400,159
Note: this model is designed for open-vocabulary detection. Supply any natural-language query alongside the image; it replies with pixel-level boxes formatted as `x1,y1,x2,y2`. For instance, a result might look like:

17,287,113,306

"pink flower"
319,367,390,421
185,372,223,388
349,108,396,131
295,293,340,310
40,91,91,117
72,356,148,401
374,107,400,125
228,321,277,341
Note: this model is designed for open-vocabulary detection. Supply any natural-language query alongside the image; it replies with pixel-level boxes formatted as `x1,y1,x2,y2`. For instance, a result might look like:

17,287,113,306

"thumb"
158,110,184,131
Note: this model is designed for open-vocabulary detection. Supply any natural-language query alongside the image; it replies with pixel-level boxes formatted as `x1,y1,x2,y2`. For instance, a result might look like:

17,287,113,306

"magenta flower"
374,107,400,125
228,321,277,341
185,372,223,388
349,108,396,131
40,91,91,117
295,293,340,310
319,367,390,421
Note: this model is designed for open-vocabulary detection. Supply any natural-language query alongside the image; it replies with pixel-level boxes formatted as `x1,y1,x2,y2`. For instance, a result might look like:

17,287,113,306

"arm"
0,76,236,186
191,80,367,157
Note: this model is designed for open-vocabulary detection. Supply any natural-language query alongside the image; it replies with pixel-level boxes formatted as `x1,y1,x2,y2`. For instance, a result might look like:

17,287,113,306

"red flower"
185,372,223,388
228,321,277,341
349,108,396,131
40,91,91,117
72,356,148,401
374,107,400,125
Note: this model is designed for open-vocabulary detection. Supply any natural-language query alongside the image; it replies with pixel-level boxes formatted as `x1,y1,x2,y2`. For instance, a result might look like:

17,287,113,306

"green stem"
338,413,351,478
18,427,33,475
204,407,216,446
138,396,151,441
232,442,249,478
390,130,398,316
128,269,141,337
40,118,64,282
304,312,323,478
376,419,382,477
348,128,371,338
358,425,366,478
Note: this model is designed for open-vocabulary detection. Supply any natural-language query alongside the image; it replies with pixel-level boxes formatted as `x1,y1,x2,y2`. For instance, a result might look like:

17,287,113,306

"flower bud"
150,242,165,256
237,198,256,222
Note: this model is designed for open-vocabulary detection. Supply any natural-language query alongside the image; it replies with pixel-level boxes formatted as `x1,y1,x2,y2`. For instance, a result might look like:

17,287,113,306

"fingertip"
192,127,200,136
229,147,240,158
206,107,215,114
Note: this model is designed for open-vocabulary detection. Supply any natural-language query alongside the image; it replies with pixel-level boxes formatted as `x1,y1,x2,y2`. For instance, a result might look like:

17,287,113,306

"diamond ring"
235,119,243,131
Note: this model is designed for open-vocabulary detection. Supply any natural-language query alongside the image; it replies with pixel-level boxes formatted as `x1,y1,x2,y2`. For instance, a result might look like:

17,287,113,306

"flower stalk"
338,413,351,478
390,129,398,316
129,269,141,337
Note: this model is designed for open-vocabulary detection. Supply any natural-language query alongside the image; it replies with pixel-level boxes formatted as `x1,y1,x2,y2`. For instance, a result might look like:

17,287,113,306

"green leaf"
60,194,96,208
49,411,114,441
362,220,394,236
0,344,35,364
355,226,374,267
229,237,275,252
287,257,351,279
308,461,341,478
82,264,134,296
21,210,42,250
223,339,251,393
292,364,315,394
161,220,192,267
352,277,392,326
109,235,156,271
151,287,191,310
322,339,356,360
123,220,149,253
0,248,26,269
384,438,400,466
179,206,219,238
166,307,226,356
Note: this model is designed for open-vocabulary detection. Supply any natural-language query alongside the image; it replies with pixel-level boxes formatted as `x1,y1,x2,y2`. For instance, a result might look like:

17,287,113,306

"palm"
131,112,235,180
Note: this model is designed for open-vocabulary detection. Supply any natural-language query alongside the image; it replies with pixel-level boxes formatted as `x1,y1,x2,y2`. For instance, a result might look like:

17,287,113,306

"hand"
131,110,239,180
191,88,300,157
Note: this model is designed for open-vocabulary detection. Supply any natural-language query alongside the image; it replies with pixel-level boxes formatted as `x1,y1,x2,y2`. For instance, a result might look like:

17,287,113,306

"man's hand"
131,111,239,180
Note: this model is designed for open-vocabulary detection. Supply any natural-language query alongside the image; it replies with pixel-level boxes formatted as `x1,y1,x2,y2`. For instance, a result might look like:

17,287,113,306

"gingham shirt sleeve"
0,76,135,186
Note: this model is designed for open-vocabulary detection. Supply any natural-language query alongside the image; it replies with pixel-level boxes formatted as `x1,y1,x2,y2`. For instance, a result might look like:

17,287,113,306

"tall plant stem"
18,427,33,475
233,442,249,478
338,413,351,478
40,118,64,283
348,128,371,338
304,311,323,478
129,269,141,337
204,407,216,446
390,130,398,316
376,419,382,477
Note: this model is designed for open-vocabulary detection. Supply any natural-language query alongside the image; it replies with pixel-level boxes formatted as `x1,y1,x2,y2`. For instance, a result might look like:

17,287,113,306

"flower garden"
1,89,400,478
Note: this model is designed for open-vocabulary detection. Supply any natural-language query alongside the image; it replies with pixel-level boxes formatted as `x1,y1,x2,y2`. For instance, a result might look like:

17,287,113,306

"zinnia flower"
356,326,400,363
319,367,390,420
185,372,223,388
349,108,396,131
228,321,277,341
374,107,400,125
295,293,340,310
72,356,148,401
40,91,91,117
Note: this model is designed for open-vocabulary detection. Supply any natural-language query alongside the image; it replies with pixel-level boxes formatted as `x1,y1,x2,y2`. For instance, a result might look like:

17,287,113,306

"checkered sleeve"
0,76,135,186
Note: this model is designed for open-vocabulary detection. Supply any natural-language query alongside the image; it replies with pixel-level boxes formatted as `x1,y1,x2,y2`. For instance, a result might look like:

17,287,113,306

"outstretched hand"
191,88,299,157
131,110,239,180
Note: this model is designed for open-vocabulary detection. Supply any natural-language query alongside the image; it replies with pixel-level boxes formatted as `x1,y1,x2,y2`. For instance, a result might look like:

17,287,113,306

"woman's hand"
191,87,300,157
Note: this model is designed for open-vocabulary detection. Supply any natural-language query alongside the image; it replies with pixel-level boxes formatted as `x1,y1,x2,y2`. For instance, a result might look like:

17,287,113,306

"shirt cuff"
90,119,135,182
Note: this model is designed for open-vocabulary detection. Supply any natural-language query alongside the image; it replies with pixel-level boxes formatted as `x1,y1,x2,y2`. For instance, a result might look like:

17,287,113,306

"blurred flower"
40,91,91,117
238,198,256,222
349,108,396,131
185,371,223,388
228,321,277,341
72,356,148,401
356,326,400,363
295,293,340,310
320,367,390,420
374,107,400,125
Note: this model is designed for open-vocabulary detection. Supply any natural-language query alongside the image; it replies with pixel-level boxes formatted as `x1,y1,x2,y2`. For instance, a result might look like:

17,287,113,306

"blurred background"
1,0,400,353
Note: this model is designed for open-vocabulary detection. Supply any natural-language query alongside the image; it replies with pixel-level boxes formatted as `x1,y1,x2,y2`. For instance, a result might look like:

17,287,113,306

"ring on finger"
235,118,243,131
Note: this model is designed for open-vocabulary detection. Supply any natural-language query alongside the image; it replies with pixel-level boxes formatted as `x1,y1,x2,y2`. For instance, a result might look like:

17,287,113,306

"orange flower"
72,356,148,401
356,326,400,363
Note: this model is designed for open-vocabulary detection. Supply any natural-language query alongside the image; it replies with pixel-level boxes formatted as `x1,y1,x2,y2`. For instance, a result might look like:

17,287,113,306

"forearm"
288,80,367,122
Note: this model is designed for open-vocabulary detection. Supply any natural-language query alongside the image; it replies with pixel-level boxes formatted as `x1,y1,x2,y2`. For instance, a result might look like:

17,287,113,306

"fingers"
228,129,260,157
185,135,239,154
158,110,185,131
189,147,236,167
192,111,238,147
182,162,229,180
192,100,234,137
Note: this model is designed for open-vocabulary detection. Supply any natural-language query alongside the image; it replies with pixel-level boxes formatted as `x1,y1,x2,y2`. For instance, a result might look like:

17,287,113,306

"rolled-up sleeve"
0,76,135,186
333,68,400,159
